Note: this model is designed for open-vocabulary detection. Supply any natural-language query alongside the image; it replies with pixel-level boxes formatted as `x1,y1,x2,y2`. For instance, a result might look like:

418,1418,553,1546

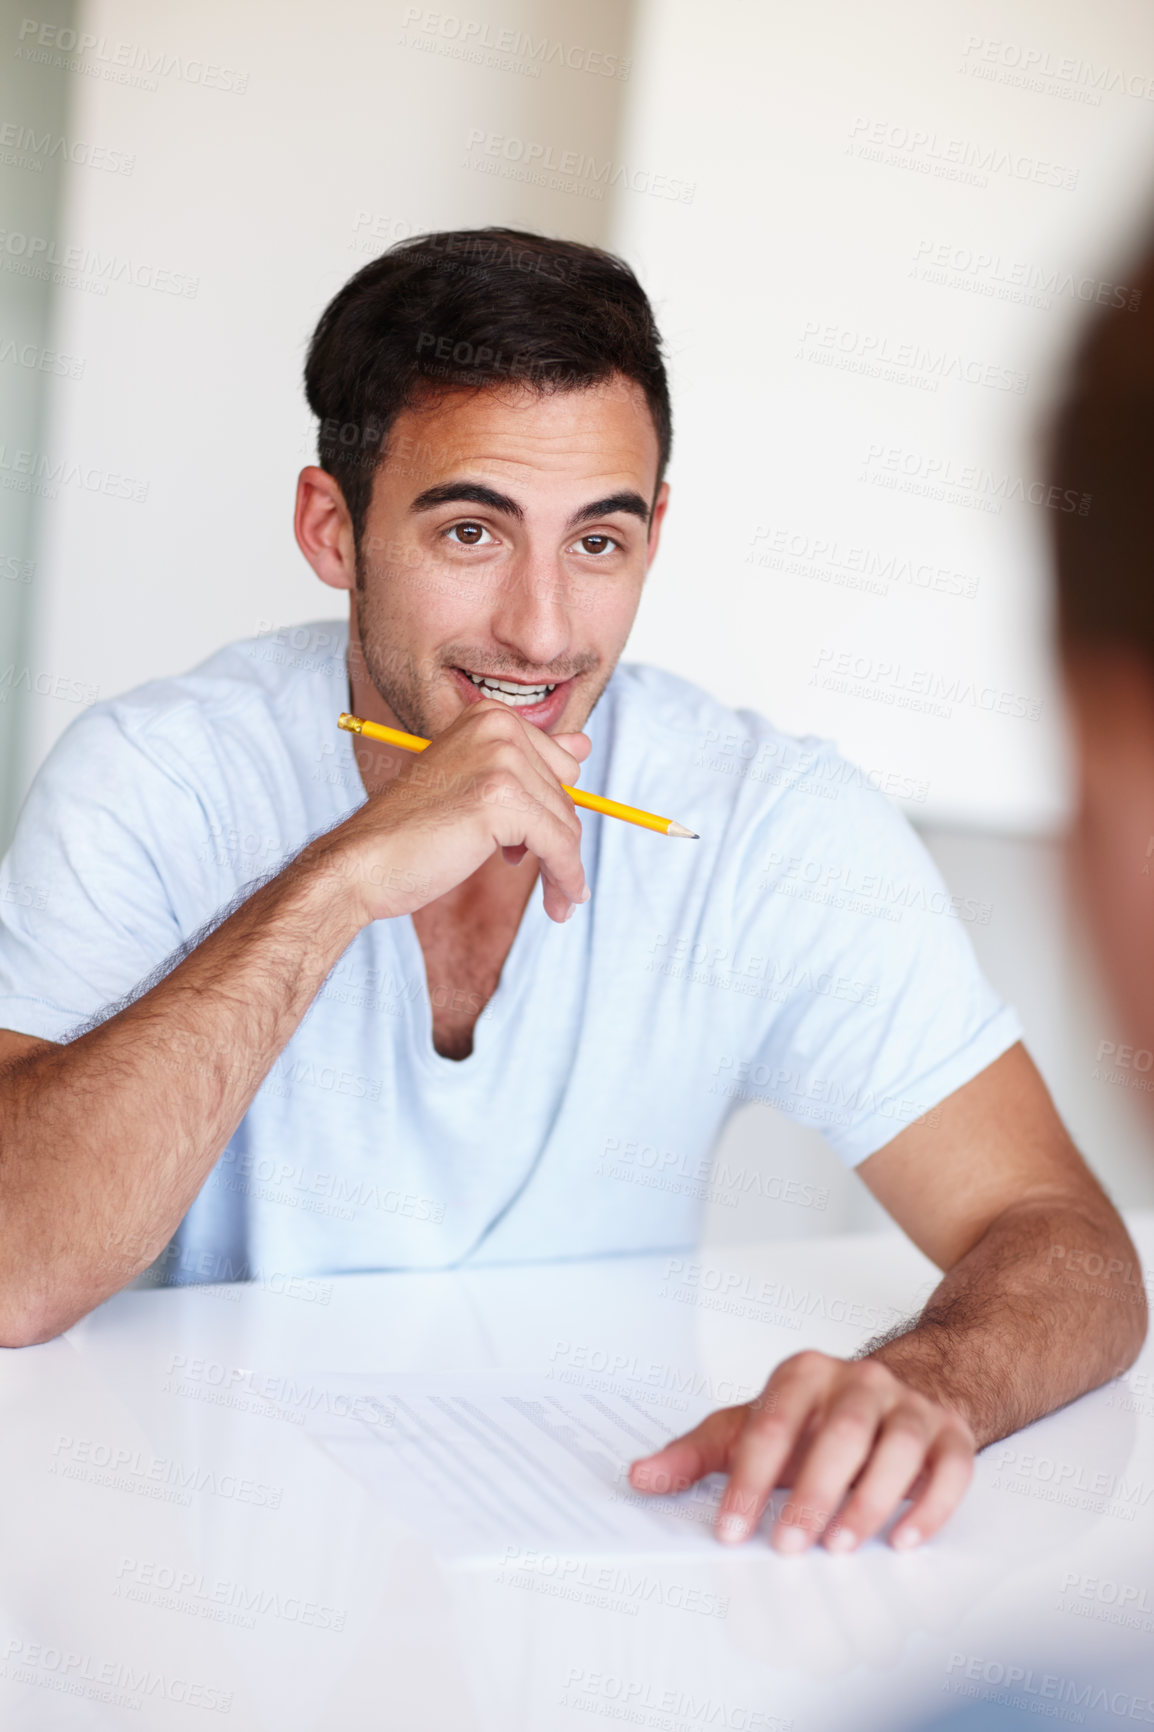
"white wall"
23,0,635,788
609,0,1154,832
17,0,1154,1235
0,0,74,843
30,0,1154,833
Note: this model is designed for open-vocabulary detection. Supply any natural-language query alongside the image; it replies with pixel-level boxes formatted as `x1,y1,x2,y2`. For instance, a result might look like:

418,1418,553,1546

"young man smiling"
0,228,1144,1556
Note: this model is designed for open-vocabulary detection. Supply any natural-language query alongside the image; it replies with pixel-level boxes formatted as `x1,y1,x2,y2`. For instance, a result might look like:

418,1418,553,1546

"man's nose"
488,554,571,668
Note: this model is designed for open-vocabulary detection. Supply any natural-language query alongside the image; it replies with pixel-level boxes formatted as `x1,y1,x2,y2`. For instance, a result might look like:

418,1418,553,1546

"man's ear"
294,466,357,591
645,481,670,575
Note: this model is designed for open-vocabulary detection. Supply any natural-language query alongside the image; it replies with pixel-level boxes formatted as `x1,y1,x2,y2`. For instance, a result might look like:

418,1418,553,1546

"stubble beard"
350,555,440,741
351,548,617,741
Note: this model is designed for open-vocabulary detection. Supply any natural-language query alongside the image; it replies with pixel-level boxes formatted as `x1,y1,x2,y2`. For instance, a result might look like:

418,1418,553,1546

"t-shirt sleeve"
0,705,222,1042
734,761,1023,1166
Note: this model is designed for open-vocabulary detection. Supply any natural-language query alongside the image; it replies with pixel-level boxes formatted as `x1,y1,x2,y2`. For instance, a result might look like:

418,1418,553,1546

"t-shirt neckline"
396,892,552,1076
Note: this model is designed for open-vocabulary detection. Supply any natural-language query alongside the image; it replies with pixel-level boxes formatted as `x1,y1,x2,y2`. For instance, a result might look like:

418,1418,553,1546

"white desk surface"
4,1215,1154,1730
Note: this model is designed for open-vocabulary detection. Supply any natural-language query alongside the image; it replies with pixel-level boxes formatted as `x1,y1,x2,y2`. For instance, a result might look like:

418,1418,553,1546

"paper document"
303,1373,730,1561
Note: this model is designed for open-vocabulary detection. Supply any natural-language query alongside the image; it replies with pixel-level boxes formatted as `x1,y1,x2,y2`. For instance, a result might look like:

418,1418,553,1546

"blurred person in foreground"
0,229,1144,1557
1051,235,1154,1083
910,224,1154,1732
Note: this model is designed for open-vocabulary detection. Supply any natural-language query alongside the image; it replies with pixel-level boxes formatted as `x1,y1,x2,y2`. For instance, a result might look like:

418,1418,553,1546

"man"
0,227,1143,1559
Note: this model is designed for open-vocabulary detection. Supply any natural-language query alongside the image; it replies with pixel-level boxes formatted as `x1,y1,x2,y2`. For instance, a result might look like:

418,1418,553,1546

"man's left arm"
629,1042,1147,1551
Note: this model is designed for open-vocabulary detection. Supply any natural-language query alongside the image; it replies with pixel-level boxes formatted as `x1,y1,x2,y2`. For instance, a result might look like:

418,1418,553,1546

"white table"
4,1216,1153,1730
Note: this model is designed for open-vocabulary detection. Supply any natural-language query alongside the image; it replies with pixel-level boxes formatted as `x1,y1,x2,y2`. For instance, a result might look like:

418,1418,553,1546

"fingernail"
773,1525,809,1554
891,1526,922,1550
716,1514,748,1544
824,1526,857,1553
563,903,576,921
579,886,591,903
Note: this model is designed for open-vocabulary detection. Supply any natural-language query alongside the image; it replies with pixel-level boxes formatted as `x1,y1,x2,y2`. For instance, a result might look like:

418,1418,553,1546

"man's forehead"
382,379,659,491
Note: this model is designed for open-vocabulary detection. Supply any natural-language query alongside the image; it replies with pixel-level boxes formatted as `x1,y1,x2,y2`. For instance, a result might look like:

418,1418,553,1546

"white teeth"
478,678,547,699
464,671,556,706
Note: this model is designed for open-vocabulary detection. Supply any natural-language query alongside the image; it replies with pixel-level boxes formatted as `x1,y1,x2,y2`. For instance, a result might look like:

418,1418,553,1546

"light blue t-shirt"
0,620,1020,1282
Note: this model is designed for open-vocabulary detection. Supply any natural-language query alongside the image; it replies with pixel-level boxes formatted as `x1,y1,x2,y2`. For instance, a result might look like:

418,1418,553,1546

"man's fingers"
480,698,587,787
513,772,587,918
479,749,587,918
820,1407,932,1551
505,732,589,913
549,730,592,781
768,1382,890,1553
889,1428,974,1549
714,1374,827,1544
629,1353,975,1558
628,1406,747,1495
459,698,586,797
527,813,588,920
444,703,593,915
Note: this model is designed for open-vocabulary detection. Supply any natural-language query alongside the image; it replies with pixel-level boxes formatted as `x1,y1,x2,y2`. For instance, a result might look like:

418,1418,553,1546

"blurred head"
293,227,671,741
1049,239,1154,1063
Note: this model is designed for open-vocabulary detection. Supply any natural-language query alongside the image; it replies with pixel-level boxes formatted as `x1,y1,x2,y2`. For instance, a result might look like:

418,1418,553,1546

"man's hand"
628,1348,975,1554
628,1051,1147,1556
315,699,592,926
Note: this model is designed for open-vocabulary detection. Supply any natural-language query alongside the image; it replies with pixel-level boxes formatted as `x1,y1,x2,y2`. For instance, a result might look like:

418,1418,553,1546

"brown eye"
449,522,487,546
579,534,615,555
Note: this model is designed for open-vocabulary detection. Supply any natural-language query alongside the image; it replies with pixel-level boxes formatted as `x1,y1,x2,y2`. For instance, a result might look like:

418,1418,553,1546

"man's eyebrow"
565,492,651,531
409,481,524,520
406,482,652,530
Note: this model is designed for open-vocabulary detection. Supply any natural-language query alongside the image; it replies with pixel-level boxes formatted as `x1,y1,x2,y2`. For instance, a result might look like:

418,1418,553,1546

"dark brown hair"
1049,244,1154,660
303,227,672,544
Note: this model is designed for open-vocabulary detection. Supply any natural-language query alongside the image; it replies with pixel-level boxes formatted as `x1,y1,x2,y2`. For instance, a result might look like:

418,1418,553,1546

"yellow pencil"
337,712,699,839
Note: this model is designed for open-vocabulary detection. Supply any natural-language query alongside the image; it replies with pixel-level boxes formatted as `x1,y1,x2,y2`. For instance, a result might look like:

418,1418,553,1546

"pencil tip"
668,821,699,839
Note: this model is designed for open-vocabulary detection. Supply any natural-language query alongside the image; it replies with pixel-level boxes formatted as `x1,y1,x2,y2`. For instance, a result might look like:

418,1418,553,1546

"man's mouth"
458,669,560,709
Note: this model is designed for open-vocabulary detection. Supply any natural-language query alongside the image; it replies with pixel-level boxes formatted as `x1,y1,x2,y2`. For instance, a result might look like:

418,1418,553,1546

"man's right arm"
0,701,590,1345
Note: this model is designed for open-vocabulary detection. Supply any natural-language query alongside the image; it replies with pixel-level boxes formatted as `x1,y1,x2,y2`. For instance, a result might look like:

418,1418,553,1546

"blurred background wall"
0,0,74,844
6,0,635,773
5,0,1154,1240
